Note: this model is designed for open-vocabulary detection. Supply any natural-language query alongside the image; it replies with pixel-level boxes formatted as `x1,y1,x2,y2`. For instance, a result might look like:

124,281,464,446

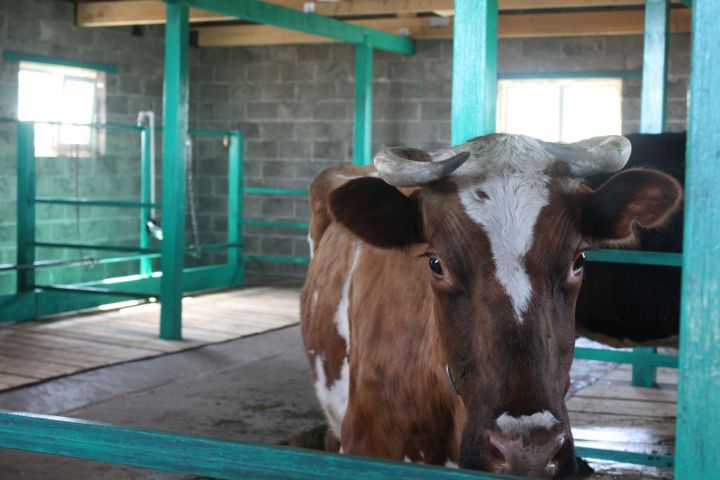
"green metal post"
159,0,189,340
353,43,373,166
633,0,670,387
676,0,720,477
16,122,36,293
139,124,152,276
227,132,244,283
640,0,670,133
451,0,498,144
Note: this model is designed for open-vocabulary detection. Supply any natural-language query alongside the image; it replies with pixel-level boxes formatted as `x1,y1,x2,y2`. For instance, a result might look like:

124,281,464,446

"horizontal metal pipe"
575,446,673,469
498,70,642,80
0,410,502,480
188,129,240,137
245,255,311,264
34,197,161,209
243,220,309,230
0,253,162,272
574,347,678,368
32,284,154,299
244,187,308,196
33,242,160,254
585,249,682,267
28,120,142,132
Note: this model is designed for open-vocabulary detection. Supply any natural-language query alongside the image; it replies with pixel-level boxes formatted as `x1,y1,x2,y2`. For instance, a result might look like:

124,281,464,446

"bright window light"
17,62,102,157
497,78,622,143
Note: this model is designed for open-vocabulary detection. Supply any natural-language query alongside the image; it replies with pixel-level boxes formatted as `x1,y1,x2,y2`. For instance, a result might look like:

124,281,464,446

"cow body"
300,135,682,478
577,133,685,346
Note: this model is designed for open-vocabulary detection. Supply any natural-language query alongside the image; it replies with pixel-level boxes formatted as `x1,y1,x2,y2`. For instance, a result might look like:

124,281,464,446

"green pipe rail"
2,120,246,326
0,411,674,478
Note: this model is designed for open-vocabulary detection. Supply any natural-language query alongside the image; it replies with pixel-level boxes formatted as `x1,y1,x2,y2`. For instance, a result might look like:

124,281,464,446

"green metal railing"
1,120,246,324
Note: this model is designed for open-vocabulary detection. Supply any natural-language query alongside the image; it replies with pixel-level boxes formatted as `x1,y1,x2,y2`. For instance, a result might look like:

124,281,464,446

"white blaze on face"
313,243,362,439
307,233,315,259
495,410,560,436
459,175,550,323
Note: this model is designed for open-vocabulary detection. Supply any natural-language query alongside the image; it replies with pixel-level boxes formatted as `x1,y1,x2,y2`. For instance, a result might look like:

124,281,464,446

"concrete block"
313,101,348,120
198,84,230,103
280,62,315,83
246,64,280,83
258,122,296,141
313,141,347,161
246,141,278,160
261,83,299,101
277,101,313,120
246,102,279,120
278,140,311,160
382,102,419,121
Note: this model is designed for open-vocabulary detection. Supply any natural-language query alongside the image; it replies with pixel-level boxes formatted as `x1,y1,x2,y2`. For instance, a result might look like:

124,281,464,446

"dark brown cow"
300,134,682,478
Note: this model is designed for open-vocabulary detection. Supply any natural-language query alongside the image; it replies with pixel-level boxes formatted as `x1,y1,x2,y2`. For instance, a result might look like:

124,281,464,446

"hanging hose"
137,111,163,241
186,135,202,259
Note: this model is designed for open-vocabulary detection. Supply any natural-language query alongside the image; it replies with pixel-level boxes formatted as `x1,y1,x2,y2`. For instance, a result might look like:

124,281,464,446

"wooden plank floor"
570,363,677,479
0,286,300,391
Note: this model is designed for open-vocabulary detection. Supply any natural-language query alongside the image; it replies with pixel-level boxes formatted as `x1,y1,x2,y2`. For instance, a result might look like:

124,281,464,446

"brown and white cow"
300,134,682,478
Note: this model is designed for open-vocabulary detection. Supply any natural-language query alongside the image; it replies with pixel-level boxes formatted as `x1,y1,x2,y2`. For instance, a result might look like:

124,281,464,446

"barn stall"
0,0,716,478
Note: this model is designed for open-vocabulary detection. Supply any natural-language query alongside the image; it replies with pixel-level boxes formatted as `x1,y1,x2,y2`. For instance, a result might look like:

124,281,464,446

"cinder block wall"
190,34,690,277
0,0,691,288
0,0,165,293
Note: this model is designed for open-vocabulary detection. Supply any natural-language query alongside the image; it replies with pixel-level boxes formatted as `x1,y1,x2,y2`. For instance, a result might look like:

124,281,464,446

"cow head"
329,134,682,478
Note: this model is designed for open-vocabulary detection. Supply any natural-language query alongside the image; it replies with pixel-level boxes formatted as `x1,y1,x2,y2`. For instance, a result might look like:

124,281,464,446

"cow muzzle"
462,414,576,478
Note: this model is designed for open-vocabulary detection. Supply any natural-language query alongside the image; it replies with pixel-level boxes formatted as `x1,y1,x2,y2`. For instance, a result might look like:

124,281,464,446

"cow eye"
572,251,586,275
429,256,444,276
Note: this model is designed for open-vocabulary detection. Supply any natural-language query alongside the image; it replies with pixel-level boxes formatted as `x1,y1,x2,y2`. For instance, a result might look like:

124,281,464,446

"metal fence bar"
243,220,309,230
246,256,311,264
34,197,160,209
33,285,154,299
159,0,190,340
353,43,373,166
227,132,244,271
0,253,162,272
676,0,720,476
33,242,159,254
451,0,498,144
0,411,510,480
575,446,673,469
244,187,308,196
16,121,36,293
585,249,681,267
574,347,678,368
29,120,142,132
139,123,154,275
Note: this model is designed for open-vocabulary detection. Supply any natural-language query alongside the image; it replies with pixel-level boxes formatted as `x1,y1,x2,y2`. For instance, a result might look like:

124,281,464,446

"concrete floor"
0,325,324,479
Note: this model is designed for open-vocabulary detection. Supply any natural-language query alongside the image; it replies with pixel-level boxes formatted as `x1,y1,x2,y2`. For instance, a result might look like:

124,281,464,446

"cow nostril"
487,442,505,464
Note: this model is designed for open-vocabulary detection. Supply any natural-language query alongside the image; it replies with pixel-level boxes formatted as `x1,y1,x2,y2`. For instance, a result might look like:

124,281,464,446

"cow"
300,133,682,478
576,132,685,346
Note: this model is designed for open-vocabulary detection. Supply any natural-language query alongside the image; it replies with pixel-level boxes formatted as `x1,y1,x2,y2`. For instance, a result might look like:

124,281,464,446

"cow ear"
579,168,682,242
329,177,424,248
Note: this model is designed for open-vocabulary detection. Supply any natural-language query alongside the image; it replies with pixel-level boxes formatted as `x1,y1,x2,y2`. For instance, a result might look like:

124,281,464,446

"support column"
227,132,244,282
633,0,670,387
353,43,373,166
676,0,720,477
451,0,498,145
16,122,35,293
640,0,670,133
159,0,189,340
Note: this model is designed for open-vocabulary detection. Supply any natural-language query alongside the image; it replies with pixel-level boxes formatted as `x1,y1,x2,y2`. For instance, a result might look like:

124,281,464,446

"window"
496,78,622,143
17,62,104,157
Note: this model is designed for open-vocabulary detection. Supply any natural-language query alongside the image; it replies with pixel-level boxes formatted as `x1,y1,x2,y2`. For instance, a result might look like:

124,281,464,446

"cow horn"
542,135,632,176
374,147,471,187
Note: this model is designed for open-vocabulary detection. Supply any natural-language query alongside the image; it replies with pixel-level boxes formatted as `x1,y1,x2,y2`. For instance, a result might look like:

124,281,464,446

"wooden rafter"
197,9,691,47
76,0,688,27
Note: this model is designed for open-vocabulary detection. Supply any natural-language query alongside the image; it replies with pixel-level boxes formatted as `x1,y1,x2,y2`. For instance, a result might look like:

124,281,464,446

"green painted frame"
3,51,118,73
451,0,498,144
0,411,673,477
675,0,720,476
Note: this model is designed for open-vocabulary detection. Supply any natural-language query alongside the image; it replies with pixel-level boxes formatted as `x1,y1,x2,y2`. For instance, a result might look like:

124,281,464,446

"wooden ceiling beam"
197,9,691,47
77,0,689,28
